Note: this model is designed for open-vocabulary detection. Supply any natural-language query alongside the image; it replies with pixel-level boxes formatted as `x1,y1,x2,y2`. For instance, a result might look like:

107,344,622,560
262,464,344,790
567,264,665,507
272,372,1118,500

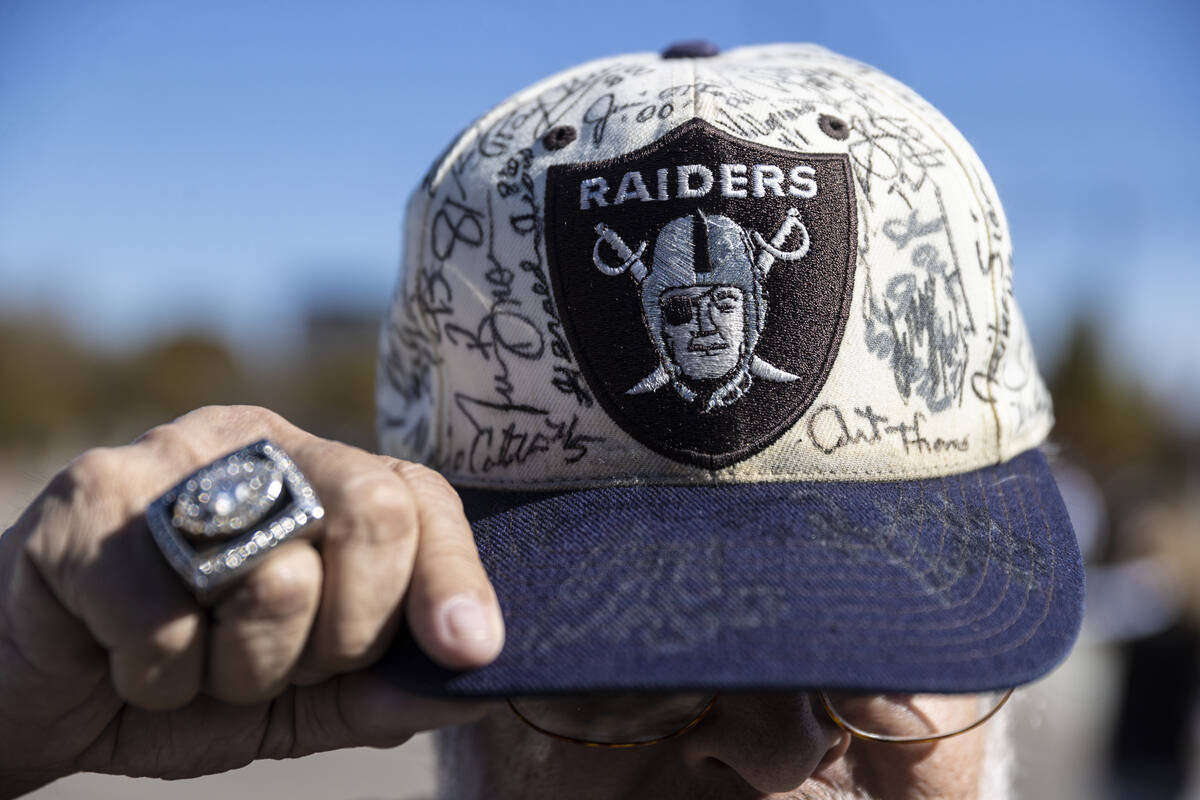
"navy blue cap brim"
379,448,1084,696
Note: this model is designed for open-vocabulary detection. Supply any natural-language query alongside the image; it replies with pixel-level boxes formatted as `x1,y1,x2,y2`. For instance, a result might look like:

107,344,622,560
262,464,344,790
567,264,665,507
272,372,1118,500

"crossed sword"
591,208,811,395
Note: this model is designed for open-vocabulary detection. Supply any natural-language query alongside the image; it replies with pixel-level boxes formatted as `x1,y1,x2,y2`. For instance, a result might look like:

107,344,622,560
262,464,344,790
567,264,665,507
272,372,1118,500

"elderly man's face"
436,691,1011,799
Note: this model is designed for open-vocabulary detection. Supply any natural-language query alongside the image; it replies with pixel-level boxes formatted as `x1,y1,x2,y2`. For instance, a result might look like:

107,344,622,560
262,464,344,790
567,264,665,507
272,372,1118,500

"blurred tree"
1048,315,1172,481
0,316,102,447
260,308,379,450
0,307,378,452
117,334,248,423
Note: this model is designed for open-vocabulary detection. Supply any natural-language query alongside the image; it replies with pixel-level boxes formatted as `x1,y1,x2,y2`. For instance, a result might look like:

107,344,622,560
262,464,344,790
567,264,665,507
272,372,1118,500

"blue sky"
1,0,1197,420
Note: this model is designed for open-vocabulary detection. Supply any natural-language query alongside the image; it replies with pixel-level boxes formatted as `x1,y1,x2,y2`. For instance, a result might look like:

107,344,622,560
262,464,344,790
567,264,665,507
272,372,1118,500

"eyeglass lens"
821,689,1012,742
508,692,714,745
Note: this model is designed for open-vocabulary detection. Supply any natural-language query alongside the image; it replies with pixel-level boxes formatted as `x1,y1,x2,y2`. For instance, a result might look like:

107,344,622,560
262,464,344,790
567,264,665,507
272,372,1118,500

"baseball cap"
376,42,1084,696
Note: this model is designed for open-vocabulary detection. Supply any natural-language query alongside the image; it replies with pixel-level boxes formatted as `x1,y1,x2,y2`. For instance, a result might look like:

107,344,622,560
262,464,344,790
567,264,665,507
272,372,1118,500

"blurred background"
2,0,1198,797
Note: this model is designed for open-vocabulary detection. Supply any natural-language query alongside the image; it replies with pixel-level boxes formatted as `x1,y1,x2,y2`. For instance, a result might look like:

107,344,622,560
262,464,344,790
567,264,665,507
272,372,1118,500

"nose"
695,296,717,334
678,693,851,794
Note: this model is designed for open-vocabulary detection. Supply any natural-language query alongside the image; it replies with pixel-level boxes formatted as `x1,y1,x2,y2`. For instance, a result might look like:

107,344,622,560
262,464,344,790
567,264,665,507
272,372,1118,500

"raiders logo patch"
545,118,856,469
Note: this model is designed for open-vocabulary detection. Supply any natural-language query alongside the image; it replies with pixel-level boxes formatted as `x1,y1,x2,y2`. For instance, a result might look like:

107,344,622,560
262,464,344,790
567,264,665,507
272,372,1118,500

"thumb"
287,672,495,756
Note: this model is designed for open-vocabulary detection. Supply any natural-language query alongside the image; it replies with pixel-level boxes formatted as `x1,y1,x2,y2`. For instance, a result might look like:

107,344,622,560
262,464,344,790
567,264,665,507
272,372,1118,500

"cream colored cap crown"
377,43,1052,488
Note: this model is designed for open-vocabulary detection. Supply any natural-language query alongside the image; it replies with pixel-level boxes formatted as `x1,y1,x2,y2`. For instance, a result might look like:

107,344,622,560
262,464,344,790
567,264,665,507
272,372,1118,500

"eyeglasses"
507,688,1013,748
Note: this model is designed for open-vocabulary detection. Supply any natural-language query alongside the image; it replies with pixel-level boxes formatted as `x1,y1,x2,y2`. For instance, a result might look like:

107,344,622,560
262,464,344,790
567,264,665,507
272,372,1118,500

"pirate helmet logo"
593,208,809,412
545,118,856,469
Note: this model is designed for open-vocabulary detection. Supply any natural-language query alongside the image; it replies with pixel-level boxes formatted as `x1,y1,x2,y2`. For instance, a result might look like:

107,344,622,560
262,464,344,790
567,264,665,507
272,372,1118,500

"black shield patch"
545,118,856,469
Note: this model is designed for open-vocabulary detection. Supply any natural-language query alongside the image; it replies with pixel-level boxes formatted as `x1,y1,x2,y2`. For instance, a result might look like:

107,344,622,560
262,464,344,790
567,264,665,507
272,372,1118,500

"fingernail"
440,595,495,647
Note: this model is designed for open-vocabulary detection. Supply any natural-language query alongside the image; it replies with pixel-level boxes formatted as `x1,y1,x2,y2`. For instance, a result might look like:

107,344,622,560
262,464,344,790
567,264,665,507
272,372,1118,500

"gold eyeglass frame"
507,688,1014,749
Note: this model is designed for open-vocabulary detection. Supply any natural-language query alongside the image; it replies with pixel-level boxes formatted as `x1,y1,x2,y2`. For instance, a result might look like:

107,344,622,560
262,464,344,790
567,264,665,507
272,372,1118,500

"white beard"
784,706,1015,800
977,702,1015,800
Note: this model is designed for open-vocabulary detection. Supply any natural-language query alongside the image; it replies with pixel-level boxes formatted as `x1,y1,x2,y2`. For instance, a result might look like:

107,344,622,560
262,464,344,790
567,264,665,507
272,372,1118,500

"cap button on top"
661,40,720,59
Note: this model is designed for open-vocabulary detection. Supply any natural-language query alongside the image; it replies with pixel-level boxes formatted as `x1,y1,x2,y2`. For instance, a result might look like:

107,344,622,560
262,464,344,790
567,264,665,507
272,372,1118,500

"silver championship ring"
146,439,324,604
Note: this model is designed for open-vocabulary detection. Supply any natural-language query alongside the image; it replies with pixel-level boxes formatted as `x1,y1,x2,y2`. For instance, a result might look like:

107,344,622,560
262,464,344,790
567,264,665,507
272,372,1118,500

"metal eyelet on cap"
661,40,720,59
819,113,851,141
542,125,578,151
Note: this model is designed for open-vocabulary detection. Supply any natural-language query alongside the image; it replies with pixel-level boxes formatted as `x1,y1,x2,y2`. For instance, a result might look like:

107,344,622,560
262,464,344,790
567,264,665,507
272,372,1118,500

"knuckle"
61,447,124,506
111,668,160,708
395,462,463,509
148,612,204,658
132,421,205,466
352,472,415,515
181,403,280,427
224,404,288,430
46,447,133,537
326,472,416,545
351,472,413,512
317,621,385,671
175,404,296,446
24,446,131,607
116,614,203,674
228,552,320,621
110,637,202,711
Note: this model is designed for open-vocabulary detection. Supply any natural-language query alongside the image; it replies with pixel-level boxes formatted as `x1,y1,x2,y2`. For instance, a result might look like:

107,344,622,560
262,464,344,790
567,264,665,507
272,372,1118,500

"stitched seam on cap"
442,449,1040,488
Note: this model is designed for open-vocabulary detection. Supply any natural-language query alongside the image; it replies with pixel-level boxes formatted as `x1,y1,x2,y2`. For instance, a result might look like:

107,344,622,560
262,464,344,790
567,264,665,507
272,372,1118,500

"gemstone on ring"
171,453,284,538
